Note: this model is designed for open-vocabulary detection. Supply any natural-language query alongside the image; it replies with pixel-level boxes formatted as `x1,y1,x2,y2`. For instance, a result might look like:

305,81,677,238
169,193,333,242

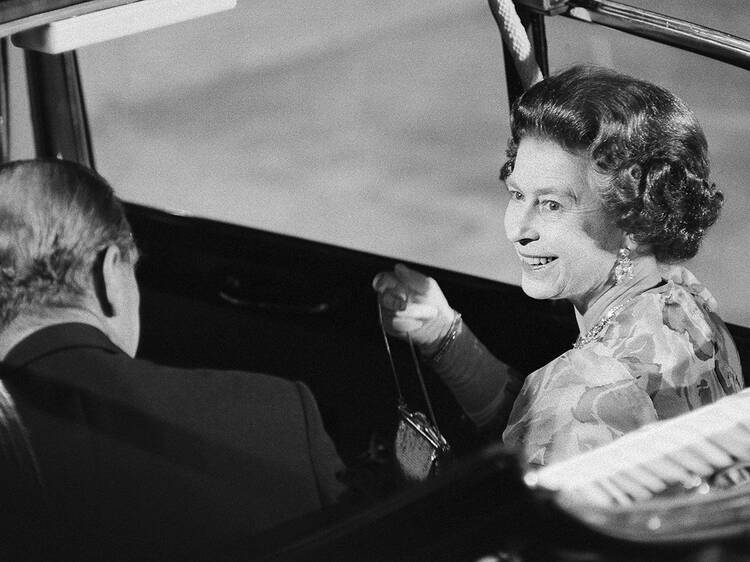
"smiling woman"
503,138,623,311
374,65,743,467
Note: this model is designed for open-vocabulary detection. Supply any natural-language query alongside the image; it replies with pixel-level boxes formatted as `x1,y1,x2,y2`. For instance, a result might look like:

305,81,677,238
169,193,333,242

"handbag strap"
378,304,404,405
377,305,441,430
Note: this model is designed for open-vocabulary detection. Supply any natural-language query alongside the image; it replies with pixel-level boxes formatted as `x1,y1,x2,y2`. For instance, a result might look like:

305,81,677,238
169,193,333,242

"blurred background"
9,0,750,325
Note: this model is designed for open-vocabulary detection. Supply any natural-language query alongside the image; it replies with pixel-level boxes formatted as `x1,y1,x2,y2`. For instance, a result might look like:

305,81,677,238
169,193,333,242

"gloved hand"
372,263,457,354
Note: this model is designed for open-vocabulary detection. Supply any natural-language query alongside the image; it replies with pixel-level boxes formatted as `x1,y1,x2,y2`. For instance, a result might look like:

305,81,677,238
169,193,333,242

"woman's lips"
518,254,558,271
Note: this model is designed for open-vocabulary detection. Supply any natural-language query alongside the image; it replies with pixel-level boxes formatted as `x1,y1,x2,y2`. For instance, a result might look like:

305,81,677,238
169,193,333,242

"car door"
5,0,749,471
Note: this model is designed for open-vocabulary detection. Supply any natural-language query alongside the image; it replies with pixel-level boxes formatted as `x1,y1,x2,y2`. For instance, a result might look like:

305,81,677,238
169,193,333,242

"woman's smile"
518,253,558,272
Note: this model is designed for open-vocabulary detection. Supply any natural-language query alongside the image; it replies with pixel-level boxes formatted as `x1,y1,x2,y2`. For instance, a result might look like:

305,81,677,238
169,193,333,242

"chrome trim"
564,0,750,70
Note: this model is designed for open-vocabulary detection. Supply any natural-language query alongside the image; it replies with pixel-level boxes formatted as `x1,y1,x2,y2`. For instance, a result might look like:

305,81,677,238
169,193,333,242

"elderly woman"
373,65,743,467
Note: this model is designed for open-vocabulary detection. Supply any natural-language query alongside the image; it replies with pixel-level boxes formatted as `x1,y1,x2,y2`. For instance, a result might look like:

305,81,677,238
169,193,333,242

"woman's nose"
504,203,539,246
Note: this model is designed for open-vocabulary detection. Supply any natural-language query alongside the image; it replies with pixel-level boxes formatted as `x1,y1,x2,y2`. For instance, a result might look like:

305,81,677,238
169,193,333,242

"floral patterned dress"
502,281,744,467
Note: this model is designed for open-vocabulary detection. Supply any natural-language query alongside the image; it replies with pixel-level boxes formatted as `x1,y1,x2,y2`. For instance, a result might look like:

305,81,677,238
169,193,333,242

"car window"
67,0,750,328
77,0,517,286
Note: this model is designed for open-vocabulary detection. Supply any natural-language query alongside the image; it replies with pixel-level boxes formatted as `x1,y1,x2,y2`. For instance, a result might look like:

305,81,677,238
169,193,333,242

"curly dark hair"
0,159,138,328
500,65,722,262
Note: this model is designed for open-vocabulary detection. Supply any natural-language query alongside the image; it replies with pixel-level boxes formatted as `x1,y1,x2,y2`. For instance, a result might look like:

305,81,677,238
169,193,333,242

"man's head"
0,159,140,356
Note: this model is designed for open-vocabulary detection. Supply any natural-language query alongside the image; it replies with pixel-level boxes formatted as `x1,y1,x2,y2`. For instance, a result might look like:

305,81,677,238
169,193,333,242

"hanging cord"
378,305,441,430
489,0,543,89
378,304,404,405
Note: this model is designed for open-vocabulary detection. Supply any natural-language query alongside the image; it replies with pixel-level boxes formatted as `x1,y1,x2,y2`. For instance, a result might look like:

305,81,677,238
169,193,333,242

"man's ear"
98,245,126,318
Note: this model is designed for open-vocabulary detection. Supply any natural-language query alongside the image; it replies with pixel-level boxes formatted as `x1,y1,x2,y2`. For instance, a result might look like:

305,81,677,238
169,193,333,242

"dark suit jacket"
2,323,346,559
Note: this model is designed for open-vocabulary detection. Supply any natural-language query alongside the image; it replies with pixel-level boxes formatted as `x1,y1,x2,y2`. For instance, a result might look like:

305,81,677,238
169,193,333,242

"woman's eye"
508,190,524,201
541,200,561,211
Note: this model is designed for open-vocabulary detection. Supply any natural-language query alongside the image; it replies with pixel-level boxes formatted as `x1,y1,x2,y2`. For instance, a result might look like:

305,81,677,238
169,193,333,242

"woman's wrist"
422,311,462,364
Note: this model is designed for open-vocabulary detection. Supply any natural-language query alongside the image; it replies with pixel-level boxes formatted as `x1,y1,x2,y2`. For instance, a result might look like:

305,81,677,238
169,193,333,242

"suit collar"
3,323,124,369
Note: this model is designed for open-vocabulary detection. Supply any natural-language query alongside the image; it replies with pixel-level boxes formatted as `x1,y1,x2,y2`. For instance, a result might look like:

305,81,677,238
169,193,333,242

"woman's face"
503,137,622,311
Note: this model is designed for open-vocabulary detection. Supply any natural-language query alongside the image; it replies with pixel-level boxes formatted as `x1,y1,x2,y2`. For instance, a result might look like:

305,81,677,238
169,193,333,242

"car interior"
0,0,748,559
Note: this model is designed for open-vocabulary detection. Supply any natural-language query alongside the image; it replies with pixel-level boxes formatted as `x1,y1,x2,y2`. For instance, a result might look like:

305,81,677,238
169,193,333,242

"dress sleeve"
428,320,523,434
295,382,348,507
502,351,659,467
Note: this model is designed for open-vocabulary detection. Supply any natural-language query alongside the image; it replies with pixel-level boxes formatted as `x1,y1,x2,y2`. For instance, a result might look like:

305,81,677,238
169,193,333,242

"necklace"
573,299,633,349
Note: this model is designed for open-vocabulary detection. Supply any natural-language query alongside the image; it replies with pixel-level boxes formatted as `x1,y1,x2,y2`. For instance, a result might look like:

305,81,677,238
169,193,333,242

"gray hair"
0,159,138,328
501,65,722,262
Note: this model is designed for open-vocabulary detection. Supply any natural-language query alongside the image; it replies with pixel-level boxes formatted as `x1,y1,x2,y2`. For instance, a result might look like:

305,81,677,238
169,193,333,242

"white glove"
372,263,456,353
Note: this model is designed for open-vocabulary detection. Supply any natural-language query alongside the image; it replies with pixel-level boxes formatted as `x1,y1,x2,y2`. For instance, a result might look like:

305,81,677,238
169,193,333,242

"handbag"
378,306,451,482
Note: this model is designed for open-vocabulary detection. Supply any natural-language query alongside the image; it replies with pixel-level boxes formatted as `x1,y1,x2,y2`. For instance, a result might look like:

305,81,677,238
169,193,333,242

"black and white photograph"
0,1,748,559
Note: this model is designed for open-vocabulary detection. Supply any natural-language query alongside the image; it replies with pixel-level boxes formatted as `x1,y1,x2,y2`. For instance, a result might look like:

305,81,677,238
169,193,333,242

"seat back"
0,380,53,559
